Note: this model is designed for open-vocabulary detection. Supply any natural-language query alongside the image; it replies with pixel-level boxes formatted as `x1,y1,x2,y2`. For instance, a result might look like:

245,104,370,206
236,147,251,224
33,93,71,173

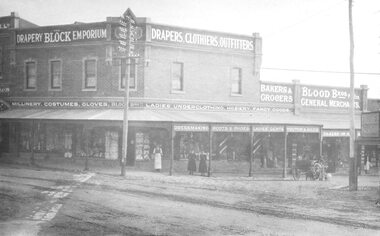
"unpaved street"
1,164,379,236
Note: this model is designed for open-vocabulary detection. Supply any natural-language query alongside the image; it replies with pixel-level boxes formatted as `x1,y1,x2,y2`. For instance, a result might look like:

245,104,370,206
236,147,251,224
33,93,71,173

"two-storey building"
0,10,369,174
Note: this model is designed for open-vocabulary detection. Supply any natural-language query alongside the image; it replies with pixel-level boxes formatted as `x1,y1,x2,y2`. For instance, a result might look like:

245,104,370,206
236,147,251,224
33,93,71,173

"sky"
1,0,379,98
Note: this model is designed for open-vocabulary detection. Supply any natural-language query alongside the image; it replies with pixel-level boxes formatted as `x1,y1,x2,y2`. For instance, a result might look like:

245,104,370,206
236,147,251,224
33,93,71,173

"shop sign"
361,112,380,138
0,17,11,29
10,101,124,108
322,130,350,137
0,87,10,96
173,124,209,132
300,85,361,110
16,24,108,45
252,125,284,132
211,125,250,132
150,24,254,51
133,102,292,113
9,99,292,113
286,126,320,133
260,82,293,104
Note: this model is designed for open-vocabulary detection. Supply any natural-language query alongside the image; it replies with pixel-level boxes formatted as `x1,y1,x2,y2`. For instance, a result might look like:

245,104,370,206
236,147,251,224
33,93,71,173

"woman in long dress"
199,151,208,176
153,144,162,172
187,152,197,175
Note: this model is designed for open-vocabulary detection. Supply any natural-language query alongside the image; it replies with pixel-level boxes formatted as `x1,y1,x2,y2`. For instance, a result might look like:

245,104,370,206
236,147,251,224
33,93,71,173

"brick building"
0,10,373,174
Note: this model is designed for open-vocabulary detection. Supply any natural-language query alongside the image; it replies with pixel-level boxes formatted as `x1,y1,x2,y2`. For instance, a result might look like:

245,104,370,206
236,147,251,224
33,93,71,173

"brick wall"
10,44,144,98
144,46,261,103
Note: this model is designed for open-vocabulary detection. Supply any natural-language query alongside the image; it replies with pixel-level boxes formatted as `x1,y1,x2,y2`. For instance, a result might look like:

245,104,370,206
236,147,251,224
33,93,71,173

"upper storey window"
231,67,242,95
171,62,184,92
83,58,97,90
49,60,62,90
119,58,137,90
25,61,37,90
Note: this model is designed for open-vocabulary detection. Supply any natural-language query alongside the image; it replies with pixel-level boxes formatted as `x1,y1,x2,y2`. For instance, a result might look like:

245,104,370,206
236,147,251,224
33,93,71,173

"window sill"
82,88,97,92
24,88,37,91
230,93,243,97
171,90,185,94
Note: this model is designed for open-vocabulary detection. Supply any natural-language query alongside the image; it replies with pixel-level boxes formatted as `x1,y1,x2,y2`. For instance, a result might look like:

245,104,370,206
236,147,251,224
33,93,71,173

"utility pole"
348,0,357,190
120,9,136,176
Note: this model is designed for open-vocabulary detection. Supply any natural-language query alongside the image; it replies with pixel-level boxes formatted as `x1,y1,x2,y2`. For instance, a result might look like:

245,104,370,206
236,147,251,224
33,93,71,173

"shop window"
25,60,37,90
49,60,62,90
83,58,97,90
171,62,184,92
119,58,137,90
231,67,242,95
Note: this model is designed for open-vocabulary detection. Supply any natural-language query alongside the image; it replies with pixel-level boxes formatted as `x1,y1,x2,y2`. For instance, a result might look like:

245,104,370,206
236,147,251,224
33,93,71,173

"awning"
302,113,361,130
356,137,380,146
0,108,322,126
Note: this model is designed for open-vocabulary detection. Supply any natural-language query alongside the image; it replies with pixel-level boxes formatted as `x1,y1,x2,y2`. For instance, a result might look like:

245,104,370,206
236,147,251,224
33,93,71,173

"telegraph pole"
120,9,136,176
348,0,357,190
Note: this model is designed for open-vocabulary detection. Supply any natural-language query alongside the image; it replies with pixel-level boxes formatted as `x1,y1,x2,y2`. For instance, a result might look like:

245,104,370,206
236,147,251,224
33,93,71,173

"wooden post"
30,120,35,166
208,124,212,177
249,127,254,177
283,128,288,178
348,0,357,191
170,124,174,176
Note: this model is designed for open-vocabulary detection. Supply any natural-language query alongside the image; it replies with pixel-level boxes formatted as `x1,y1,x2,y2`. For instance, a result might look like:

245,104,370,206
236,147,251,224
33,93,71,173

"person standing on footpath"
153,144,162,172
188,151,197,175
199,151,208,176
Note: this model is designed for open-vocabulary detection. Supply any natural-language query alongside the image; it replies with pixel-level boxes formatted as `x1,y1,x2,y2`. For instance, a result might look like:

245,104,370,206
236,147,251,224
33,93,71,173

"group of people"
187,151,208,176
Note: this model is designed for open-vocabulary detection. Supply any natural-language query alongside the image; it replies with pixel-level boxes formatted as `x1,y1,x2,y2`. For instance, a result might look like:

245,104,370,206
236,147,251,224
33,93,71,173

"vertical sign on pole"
121,8,137,176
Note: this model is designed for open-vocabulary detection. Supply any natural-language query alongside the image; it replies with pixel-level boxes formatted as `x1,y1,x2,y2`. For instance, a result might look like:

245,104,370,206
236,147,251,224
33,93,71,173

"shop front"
356,111,380,174
322,129,350,172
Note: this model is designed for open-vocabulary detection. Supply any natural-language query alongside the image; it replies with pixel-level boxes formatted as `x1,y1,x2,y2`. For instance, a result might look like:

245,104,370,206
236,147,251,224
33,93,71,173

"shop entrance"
253,132,284,168
322,137,349,172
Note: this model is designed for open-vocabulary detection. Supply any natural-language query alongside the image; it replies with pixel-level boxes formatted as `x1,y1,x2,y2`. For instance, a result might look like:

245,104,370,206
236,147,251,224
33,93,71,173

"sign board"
173,124,209,132
252,125,285,132
300,85,361,110
0,87,10,96
322,130,350,137
286,126,320,133
16,24,108,45
150,24,254,52
361,112,380,138
211,125,250,132
8,99,292,113
260,82,293,104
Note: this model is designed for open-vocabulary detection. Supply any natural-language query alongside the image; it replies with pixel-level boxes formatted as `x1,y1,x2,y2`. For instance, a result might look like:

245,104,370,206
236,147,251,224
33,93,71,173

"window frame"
118,58,137,91
82,57,97,91
230,67,242,96
48,59,63,91
24,59,37,91
171,61,184,93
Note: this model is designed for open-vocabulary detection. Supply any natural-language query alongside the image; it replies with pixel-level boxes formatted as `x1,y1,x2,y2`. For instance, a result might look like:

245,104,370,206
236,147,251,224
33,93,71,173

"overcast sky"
1,0,379,98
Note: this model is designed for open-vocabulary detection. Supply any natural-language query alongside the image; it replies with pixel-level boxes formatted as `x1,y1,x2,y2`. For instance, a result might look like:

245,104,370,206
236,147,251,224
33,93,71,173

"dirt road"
1,165,379,235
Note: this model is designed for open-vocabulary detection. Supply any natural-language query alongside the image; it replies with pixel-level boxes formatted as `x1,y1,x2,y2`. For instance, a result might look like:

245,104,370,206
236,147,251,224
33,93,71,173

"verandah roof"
0,108,322,126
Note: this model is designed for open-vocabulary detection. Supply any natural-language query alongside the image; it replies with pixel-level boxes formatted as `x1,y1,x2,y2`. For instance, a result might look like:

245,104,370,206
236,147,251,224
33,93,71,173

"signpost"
120,8,138,176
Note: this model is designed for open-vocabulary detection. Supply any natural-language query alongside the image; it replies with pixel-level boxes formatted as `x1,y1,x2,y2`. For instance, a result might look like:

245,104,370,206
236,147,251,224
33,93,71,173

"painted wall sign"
322,130,350,137
9,99,292,113
16,24,108,45
150,24,254,51
260,82,293,104
252,125,285,132
211,125,250,132
361,112,380,138
300,85,361,109
286,126,320,133
174,124,209,132
0,87,10,95
132,102,292,113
